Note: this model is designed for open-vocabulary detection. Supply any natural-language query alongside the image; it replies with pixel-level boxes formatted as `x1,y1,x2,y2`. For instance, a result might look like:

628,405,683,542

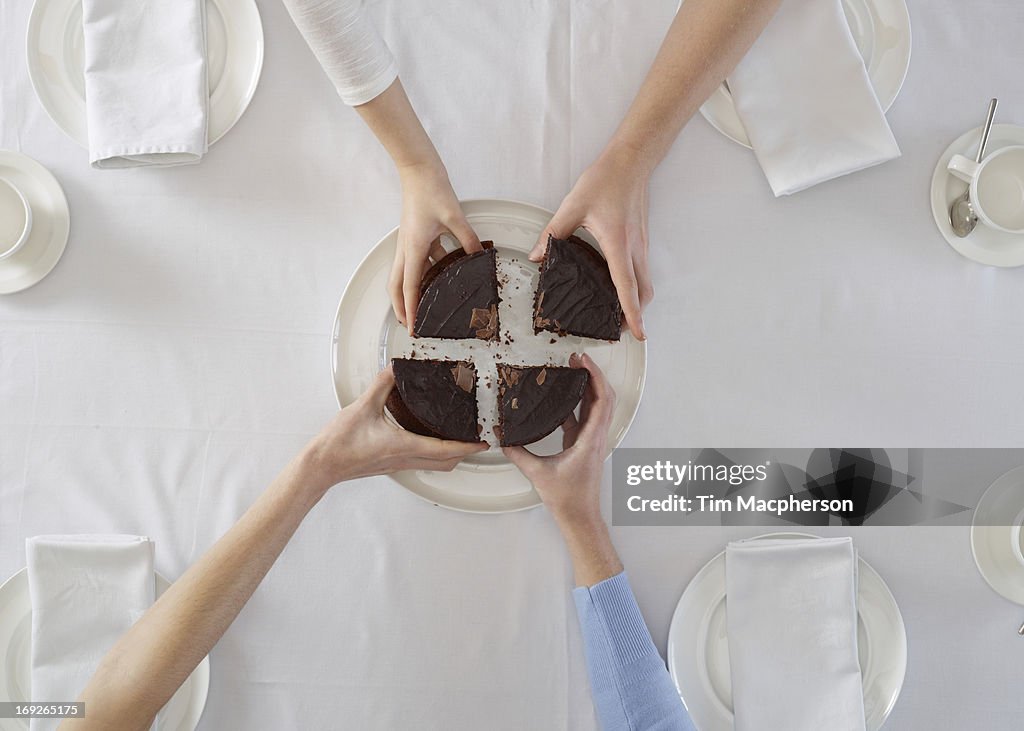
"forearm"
282,1,440,175
552,509,624,588
57,369,481,730
558,515,693,730
356,79,445,176
607,0,782,174
62,451,330,731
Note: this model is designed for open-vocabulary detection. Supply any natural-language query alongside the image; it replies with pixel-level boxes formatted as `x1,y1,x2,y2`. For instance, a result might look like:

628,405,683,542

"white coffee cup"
0,176,33,260
1011,507,1024,568
948,145,1024,234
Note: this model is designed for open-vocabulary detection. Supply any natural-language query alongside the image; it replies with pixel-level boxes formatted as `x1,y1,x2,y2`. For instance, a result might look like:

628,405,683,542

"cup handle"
948,154,980,184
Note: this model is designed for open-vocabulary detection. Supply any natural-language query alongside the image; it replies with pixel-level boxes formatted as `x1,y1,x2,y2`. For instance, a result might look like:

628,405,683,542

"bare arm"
610,0,782,175
536,0,782,340
61,370,485,731
504,353,623,585
61,457,324,731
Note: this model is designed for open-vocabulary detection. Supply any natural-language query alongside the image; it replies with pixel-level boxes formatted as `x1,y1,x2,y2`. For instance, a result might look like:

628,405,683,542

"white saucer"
692,0,911,148
0,568,209,731
0,152,70,295
667,532,907,731
971,465,1024,605
930,124,1024,267
331,199,647,513
26,0,264,149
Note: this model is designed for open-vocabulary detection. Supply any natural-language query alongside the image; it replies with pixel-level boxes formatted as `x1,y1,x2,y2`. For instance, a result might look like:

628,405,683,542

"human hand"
502,353,615,526
530,147,653,341
389,162,482,332
302,367,487,491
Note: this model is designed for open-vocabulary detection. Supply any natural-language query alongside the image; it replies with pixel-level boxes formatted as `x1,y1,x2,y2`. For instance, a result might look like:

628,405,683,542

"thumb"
502,445,543,479
364,367,396,409
531,205,580,262
447,216,483,255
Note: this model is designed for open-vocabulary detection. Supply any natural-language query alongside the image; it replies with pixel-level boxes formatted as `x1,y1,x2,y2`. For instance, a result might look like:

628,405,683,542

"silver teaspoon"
950,98,998,237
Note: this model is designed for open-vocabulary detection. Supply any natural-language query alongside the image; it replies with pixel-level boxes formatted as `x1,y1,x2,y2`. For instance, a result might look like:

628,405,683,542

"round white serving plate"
26,0,264,148
971,465,1024,605
0,568,209,731
0,151,70,295
930,124,1024,268
331,198,647,513
692,0,911,148
667,532,907,731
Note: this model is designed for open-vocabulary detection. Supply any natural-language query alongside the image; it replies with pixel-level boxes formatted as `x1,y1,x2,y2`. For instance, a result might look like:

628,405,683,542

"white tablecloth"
2,1,1023,729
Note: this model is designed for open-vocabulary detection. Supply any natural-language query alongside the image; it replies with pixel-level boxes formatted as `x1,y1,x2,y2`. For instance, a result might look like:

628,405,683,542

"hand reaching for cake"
531,150,653,342
390,162,482,332
502,353,614,528
533,0,783,345
503,353,695,731
350,80,481,333
63,367,485,731
304,366,488,492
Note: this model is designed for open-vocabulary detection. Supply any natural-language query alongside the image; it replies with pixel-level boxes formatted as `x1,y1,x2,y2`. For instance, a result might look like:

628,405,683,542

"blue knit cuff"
573,572,658,666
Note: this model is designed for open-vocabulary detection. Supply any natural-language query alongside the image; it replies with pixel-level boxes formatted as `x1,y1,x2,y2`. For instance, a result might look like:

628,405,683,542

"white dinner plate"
693,0,911,149
667,532,907,731
0,152,70,295
26,0,264,149
929,124,1024,268
331,199,647,513
0,568,209,731
971,465,1024,605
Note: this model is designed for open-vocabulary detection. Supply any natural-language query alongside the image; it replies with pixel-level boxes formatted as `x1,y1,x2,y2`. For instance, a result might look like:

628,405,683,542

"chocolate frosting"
414,244,500,340
533,235,622,341
496,364,588,447
387,358,480,442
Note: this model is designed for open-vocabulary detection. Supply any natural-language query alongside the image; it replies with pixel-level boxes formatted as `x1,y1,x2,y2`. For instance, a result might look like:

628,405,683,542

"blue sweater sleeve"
572,572,695,731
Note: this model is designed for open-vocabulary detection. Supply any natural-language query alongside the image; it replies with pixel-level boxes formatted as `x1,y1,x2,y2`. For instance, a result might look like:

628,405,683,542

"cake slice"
496,364,589,447
533,234,622,341
414,242,499,340
386,358,481,442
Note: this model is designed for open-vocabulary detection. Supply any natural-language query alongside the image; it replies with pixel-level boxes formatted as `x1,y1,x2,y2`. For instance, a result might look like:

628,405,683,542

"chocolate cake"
386,358,481,442
496,364,589,447
533,234,622,341
414,242,499,340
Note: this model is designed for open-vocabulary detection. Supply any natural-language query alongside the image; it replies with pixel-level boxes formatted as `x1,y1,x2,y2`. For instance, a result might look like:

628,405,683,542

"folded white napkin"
81,0,209,168
727,0,900,196
726,537,865,731
26,535,155,731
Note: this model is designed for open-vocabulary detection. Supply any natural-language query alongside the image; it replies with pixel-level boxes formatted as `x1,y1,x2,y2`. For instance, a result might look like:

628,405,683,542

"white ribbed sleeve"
282,0,398,106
